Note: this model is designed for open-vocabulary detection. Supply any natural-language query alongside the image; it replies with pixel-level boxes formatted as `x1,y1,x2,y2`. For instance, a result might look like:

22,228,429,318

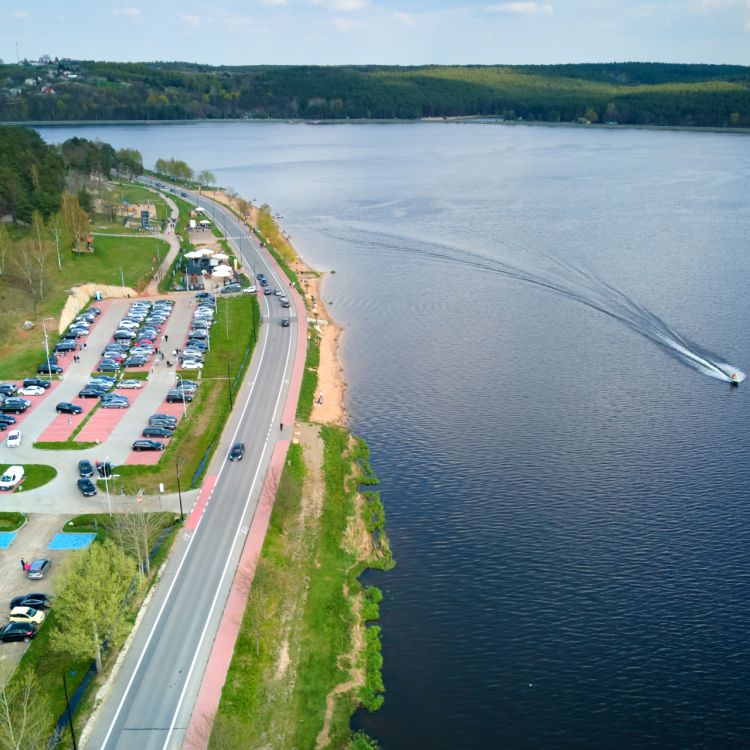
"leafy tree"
109,511,168,576
50,539,138,673
0,670,55,750
60,192,89,253
116,147,144,177
197,169,215,187
235,198,251,222
0,225,9,277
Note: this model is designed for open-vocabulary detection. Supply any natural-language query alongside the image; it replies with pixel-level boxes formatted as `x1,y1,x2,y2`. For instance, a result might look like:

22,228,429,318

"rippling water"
40,122,750,748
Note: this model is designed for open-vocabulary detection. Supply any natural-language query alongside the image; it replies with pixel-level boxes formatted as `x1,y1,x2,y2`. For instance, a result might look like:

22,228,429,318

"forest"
0,61,748,127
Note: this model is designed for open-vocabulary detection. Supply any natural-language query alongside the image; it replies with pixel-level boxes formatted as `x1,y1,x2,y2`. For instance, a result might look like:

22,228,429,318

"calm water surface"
40,123,750,749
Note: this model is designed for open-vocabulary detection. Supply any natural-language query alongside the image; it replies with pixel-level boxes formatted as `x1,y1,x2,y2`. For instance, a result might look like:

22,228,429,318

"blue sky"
2,0,748,66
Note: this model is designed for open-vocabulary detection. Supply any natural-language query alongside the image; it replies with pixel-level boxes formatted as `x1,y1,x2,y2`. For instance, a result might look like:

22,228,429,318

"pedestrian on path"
83,342,87,351
164,334,169,342
20,559,25,571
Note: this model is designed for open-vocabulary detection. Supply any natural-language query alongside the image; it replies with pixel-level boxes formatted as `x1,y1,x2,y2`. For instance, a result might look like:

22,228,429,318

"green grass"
88,235,167,290
297,330,320,421
0,463,57,492
64,512,175,546
0,511,26,531
33,441,98,450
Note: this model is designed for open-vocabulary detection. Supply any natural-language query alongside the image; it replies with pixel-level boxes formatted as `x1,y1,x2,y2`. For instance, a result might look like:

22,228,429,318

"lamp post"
42,317,55,381
119,266,125,294
175,457,184,521
226,361,234,409
62,669,79,750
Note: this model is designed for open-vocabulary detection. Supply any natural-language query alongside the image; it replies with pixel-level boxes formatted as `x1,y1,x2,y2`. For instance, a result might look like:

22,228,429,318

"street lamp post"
119,266,125,294
175,457,184,521
62,669,79,750
42,317,54,381
226,361,234,409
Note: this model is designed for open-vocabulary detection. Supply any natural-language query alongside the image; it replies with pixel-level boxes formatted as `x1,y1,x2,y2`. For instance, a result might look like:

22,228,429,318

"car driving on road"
229,442,245,461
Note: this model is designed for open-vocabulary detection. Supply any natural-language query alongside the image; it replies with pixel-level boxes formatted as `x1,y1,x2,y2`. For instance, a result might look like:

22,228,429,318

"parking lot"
0,294,202,515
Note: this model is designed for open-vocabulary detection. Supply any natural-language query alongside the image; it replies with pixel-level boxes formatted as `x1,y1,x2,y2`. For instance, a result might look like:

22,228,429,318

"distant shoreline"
11,118,750,136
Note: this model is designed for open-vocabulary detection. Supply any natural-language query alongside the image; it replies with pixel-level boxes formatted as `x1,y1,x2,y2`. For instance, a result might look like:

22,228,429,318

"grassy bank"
0,464,58,492
0,512,26,531
297,329,321,421
210,425,391,749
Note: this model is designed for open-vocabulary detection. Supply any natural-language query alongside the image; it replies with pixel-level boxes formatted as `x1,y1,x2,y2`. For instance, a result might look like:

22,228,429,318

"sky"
1,0,748,67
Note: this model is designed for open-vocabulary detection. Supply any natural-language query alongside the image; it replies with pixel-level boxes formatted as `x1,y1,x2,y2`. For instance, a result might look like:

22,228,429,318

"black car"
229,442,245,461
79,387,107,399
57,402,83,415
0,414,17,425
37,363,63,375
98,361,121,373
142,426,173,438
78,460,94,478
132,439,165,452
167,390,192,403
150,413,177,424
86,306,102,316
281,318,290,327
23,378,52,390
77,478,98,497
0,398,29,414
124,357,147,367
54,340,77,353
9,593,53,611
0,384,18,396
0,622,37,643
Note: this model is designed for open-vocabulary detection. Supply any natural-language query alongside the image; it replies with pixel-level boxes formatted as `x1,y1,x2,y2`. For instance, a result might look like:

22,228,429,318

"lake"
38,121,750,749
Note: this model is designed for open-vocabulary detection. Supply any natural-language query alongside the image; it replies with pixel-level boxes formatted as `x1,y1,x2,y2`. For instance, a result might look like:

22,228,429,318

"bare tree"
0,669,55,750
47,211,69,272
11,237,51,318
109,511,168,576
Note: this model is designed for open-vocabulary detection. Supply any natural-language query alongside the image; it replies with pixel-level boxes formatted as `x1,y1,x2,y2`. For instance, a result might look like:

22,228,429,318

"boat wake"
334,222,745,384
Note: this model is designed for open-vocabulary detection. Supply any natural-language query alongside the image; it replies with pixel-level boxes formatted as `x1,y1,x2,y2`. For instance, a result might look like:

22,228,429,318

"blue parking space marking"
0,532,16,549
48,533,96,550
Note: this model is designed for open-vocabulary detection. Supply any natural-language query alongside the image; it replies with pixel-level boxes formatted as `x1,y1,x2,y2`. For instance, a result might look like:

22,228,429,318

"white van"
0,465,24,491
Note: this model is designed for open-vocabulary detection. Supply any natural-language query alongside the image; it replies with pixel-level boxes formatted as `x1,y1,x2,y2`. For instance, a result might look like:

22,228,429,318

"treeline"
0,61,748,127
0,127,143,223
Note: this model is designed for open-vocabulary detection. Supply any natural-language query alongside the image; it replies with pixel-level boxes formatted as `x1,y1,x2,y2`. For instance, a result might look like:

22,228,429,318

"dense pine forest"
1,60,748,127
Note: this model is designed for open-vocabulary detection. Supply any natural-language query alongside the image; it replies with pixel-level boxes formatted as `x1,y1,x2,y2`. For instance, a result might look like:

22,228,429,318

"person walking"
20,559,25,571
164,334,169,342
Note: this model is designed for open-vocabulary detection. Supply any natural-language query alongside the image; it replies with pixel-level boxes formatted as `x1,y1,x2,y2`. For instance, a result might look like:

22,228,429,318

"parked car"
0,622,37,643
6,430,21,448
150,413,177,425
142,426,173,438
26,559,51,580
22,378,52,390
37,363,63,375
78,460,94,478
242,285,257,294
220,283,242,294
77,478,98,497
229,442,245,461
79,387,107,399
117,379,144,390
100,396,129,409
124,357,147,368
0,399,29,414
18,385,45,397
132,439,165,452
167,390,193,402
56,402,82,415
0,414,16,425
9,607,46,626
9,593,53,611
180,361,203,371
0,466,24,491
98,361,121,373
0,384,18,397
54,341,77,353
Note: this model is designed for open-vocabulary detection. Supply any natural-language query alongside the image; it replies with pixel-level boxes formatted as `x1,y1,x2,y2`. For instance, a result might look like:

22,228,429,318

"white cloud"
486,2,553,14
315,0,368,10
691,0,750,9
112,6,142,17
180,14,201,27
393,11,416,25
14,10,30,18
262,0,288,5
332,16,364,30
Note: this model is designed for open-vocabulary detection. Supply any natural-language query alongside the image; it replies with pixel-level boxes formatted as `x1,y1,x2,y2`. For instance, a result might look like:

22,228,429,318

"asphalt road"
85,186,300,749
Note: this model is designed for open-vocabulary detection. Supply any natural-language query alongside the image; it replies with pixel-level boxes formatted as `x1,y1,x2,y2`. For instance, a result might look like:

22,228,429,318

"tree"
109,511,168,576
47,211,69,272
116,148,144,177
236,198,251,222
197,170,215,188
50,540,138,673
0,669,55,750
60,192,89,253
0,225,9,277
11,236,52,318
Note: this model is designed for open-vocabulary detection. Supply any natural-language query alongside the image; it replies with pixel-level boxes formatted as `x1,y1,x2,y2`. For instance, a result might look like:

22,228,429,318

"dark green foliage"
359,625,384,711
349,731,381,750
0,61,748,127
0,125,65,222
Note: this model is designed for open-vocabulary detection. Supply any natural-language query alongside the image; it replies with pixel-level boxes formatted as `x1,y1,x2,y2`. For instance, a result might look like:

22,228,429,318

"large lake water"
39,122,750,749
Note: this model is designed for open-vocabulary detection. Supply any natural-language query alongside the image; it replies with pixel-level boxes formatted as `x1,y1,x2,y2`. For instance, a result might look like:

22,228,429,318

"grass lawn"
0,232,166,379
0,464,57,492
0,511,26,531
115,294,259,494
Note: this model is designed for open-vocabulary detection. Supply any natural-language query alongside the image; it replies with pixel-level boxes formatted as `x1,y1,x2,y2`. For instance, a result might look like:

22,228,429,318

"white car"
6,430,21,448
181,360,204,370
117,379,144,389
18,386,45,396
242,286,257,294
0,466,24,491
